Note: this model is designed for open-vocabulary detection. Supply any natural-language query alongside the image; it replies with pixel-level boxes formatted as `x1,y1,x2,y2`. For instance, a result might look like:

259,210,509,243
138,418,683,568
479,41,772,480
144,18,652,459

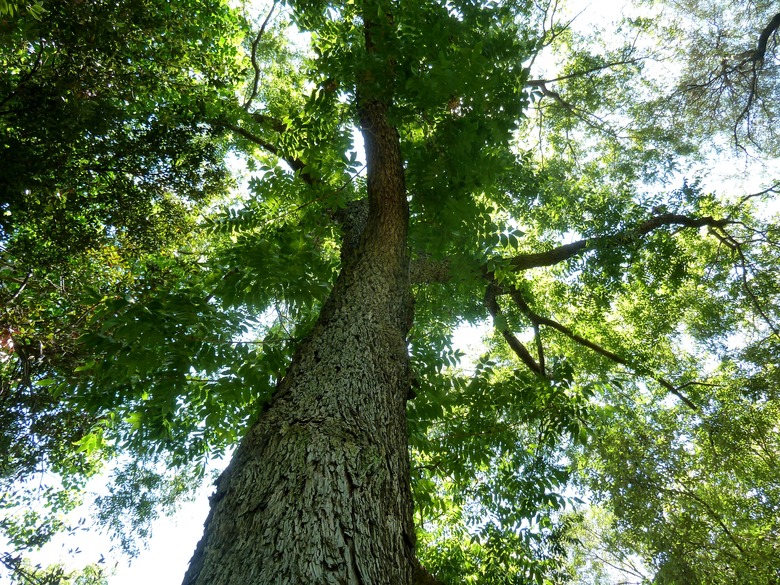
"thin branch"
533,322,545,376
675,380,720,392
498,282,699,411
727,182,780,219
530,81,622,137
537,0,584,51
525,56,646,87
251,111,289,133
733,243,780,338
706,218,780,338
260,164,365,226
4,271,31,305
217,120,315,184
243,2,279,110
735,59,760,135
664,485,748,557
708,12,780,144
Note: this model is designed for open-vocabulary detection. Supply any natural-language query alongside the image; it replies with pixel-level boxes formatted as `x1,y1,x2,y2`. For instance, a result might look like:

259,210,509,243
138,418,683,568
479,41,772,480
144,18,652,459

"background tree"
2,0,779,583
0,0,242,578
521,2,780,580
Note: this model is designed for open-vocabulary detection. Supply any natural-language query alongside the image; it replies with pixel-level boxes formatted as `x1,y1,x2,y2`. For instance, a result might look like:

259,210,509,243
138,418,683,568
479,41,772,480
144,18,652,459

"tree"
641,0,780,154
0,0,241,574
2,0,779,583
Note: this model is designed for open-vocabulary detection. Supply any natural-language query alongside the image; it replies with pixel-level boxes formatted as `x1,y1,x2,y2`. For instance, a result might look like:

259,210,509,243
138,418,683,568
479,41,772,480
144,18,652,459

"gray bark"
182,85,416,585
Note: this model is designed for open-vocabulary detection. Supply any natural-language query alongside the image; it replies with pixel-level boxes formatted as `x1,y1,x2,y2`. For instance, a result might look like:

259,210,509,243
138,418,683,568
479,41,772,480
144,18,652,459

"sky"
17,0,777,583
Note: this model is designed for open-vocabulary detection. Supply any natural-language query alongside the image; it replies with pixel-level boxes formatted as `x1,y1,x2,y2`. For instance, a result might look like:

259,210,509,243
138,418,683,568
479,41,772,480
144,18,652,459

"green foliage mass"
2,0,780,583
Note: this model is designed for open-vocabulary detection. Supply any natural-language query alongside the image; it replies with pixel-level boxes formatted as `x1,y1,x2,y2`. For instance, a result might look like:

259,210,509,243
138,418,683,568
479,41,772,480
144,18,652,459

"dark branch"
414,560,445,585
705,218,780,337
5,271,31,305
525,56,645,87
510,214,730,272
500,284,699,411
217,120,315,185
410,214,733,285
251,112,289,133
484,283,544,376
243,2,279,109
533,322,545,376
733,242,780,338
529,82,620,137
728,182,780,219
754,12,780,63
710,13,780,143
664,486,748,557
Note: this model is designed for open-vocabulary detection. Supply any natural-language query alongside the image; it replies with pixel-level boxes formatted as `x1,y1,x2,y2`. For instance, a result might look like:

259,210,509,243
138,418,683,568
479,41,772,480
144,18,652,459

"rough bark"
181,65,415,585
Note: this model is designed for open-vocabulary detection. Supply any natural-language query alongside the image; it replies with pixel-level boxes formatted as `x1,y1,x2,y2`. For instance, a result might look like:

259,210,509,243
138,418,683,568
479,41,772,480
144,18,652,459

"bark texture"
182,84,415,585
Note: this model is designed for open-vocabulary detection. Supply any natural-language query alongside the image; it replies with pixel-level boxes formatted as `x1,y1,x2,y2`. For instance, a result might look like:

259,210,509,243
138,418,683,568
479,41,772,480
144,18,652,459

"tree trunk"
181,90,416,584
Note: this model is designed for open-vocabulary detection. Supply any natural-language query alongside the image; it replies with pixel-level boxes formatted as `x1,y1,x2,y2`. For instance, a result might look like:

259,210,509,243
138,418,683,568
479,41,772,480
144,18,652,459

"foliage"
1,554,108,585
0,0,44,19
2,0,780,583
0,0,243,571
576,338,780,583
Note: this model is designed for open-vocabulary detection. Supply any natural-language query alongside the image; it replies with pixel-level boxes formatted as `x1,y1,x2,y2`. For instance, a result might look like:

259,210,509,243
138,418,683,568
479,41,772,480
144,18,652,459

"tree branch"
243,2,279,110
753,12,780,64
413,560,445,585
410,214,732,285
733,241,780,338
525,56,646,87
5,271,31,305
728,182,780,219
497,282,699,411
529,81,620,137
533,321,545,376
484,283,544,376
664,485,748,557
251,111,289,133
509,213,730,272
217,120,315,185
705,12,780,145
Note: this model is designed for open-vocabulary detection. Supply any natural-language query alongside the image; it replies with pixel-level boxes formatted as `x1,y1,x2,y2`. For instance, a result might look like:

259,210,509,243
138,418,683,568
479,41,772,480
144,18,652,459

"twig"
5,272,31,305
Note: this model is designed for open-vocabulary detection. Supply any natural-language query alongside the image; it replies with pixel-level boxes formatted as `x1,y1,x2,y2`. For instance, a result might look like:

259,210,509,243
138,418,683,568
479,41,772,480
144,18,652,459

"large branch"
409,213,731,286
509,213,729,272
754,12,780,63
